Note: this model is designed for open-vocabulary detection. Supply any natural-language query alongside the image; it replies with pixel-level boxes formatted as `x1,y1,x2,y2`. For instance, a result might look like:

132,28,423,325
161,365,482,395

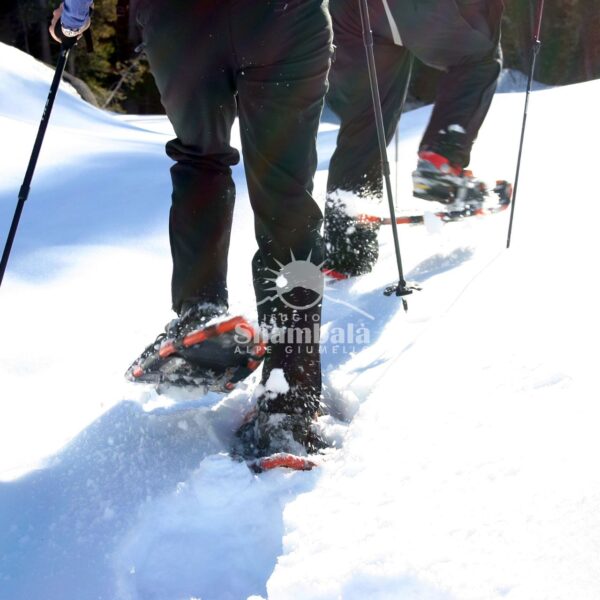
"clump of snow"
264,368,290,395
327,188,386,218
447,123,466,134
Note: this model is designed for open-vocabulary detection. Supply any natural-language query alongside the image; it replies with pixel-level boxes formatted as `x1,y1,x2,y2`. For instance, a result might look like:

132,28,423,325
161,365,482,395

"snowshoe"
233,405,326,472
125,305,266,392
412,150,466,204
350,179,512,228
412,150,512,209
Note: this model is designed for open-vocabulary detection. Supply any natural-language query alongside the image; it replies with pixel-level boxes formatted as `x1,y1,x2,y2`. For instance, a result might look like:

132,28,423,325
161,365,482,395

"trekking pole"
506,0,545,248
394,53,414,209
358,0,419,310
0,46,72,289
394,124,399,209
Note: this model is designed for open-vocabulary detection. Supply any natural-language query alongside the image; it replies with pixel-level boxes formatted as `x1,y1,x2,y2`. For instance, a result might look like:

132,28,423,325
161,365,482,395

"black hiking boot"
323,190,380,278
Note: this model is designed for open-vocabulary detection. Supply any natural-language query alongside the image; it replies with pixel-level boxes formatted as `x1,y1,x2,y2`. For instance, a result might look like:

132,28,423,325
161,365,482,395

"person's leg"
231,0,332,420
327,0,411,197
392,0,503,168
324,0,411,275
137,0,239,314
420,48,502,166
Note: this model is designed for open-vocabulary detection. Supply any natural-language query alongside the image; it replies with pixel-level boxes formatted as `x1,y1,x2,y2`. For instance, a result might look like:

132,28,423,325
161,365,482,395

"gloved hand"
49,2,91,49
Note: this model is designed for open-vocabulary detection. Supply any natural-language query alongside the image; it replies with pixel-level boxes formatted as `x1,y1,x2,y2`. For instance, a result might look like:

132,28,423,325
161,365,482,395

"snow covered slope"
1,42,599,600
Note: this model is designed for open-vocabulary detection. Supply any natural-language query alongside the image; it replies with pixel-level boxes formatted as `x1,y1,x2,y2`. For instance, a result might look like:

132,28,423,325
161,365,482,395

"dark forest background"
1,0,599,113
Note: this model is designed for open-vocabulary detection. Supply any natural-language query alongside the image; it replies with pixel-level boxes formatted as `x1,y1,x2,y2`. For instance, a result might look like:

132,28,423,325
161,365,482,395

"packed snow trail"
1,43,600,599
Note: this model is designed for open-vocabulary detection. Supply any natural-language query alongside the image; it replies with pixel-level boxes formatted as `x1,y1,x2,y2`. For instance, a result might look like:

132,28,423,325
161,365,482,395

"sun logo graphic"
259,251,324,310
257,250,375,320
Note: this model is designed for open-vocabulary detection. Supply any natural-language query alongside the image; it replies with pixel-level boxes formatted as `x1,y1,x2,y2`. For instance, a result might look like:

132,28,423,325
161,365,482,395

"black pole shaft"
394,121,399,209
0,47,70,288
358,0,407,289
397,54,414,129
394,54,414,210
506,0,545,248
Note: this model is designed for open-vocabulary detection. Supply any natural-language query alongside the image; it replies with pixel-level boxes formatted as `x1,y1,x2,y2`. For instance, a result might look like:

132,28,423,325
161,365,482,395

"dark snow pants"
327,0,504,199
137,0,333,413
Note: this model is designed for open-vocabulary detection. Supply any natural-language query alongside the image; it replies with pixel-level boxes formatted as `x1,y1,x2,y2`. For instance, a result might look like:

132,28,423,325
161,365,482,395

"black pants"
323,0,502,275
327,0,503,199
137,0,332,412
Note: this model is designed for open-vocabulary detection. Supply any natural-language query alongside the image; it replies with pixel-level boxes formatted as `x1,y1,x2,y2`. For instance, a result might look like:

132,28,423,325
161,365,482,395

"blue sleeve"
61,0,93,29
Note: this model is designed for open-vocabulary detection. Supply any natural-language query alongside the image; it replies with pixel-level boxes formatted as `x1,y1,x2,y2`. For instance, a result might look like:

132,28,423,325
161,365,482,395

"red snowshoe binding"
412,150,512,214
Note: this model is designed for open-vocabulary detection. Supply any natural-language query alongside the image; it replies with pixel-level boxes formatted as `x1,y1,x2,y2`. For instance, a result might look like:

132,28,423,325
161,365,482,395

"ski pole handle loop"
55,24,93,52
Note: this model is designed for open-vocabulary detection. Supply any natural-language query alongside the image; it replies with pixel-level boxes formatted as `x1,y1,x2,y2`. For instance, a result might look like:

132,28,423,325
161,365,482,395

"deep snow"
1,42,599,600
